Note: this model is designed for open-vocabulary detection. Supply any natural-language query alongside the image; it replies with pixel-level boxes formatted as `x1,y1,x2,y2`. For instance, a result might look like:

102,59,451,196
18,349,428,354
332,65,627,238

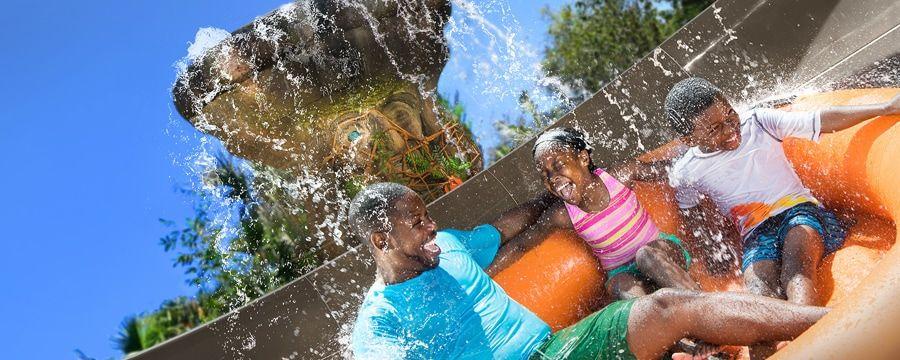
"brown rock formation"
173,0,482,204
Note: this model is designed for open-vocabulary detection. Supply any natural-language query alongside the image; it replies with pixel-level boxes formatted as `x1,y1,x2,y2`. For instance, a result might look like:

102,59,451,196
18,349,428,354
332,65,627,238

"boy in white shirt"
665,77,900,309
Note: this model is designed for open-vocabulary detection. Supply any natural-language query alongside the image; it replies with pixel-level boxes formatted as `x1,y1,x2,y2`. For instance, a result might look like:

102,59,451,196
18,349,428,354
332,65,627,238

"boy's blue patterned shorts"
742,202,847,271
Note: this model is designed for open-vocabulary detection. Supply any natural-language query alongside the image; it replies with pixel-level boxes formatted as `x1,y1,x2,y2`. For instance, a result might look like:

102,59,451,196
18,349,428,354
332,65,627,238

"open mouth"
554,181,575,200
422,237,441,258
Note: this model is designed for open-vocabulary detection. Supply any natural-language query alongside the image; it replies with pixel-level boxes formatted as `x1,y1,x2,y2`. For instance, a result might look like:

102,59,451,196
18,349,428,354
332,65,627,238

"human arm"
758,93,900,140
456,191,559,271
486,201,572,275
819,92,900,133
608,158,672,189
490,190,558,245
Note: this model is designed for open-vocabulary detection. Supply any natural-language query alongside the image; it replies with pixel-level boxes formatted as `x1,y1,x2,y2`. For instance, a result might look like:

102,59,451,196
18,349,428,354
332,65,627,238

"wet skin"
372,189,553,285
356,187,831,359
533,147,699,300
534,147,609,212
681,97,742,153
368,192,440,285
626,289,827,360
679,96,825,359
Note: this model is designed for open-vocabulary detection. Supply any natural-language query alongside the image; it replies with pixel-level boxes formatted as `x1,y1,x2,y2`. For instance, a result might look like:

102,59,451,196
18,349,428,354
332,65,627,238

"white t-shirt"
668,108,822,237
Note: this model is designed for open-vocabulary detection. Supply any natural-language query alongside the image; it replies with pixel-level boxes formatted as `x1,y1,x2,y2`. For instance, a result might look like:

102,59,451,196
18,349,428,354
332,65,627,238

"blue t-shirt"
351,224,551,359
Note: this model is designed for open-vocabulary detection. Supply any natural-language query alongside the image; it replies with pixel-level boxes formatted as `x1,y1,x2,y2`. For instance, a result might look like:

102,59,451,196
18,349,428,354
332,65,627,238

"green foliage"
111,2,715,355
543,0,664,99
543,0,713,99
438,91,474,137
490,0,712,162
434,92,476,180
113,297,219,355
489,91,567,162
404,149,432,175
159,156,321,305
396,146,472,181
669,0,715,28
115,154,323,355
367,92,476,184
492,117,537,161
342,175,367,200
114,317,143,354
440,155,472,179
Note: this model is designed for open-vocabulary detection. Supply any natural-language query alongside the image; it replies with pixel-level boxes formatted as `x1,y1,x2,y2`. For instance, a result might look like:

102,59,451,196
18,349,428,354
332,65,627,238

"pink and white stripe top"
565,168,660,271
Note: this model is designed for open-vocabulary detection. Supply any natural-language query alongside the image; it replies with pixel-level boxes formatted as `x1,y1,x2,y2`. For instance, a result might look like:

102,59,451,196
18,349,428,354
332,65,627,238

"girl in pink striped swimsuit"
531,127,699,300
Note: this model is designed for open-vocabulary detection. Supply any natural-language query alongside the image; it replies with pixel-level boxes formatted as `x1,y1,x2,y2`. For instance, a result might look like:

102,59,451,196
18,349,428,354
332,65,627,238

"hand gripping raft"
492,88,900,359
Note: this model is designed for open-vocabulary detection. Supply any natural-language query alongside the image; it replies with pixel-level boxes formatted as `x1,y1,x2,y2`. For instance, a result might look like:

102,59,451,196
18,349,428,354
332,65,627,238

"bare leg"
635,239,700,291
743,260,782,298
607,272,649,300
781,225,824,305
627,289,827,360
743,260,784,359
743,226,825,359
635,240,708,357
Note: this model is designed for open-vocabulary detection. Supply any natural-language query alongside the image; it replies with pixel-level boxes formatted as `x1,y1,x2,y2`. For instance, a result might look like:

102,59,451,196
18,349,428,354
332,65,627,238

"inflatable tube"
773,88,900,359
492,88,900,358
492,230,608,331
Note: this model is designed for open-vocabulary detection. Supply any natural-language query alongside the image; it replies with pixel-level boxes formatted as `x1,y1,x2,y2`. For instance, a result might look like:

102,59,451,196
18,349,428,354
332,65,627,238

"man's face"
382,192,441,269
535,147,592,205
684,98,742,152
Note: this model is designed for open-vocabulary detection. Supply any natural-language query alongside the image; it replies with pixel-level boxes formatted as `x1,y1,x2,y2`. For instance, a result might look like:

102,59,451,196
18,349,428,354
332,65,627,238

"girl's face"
535,146,593,205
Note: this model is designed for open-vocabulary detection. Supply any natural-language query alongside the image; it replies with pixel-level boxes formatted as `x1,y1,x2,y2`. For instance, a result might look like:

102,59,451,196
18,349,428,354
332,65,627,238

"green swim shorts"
530,299,637,360
606,233,691,282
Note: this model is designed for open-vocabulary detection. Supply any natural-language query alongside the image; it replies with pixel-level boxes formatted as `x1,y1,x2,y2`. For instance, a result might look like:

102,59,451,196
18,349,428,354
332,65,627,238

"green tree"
490,91,563,162
113,93,483,355
114,155,323,355
113,297,217,355
543,0,713,100
160,155,322,310
491,0,713,159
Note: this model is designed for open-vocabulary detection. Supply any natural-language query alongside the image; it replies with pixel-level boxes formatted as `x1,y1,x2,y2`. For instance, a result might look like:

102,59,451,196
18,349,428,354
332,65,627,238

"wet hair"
347,182,413,245
531,127,596,171
665,77,725,136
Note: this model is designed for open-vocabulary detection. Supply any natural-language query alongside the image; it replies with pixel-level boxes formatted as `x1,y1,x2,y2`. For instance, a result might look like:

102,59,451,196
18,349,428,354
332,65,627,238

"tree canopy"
112,96,476,355
113,155,324,355
543,0,713,101
109,1,714,355
490,0,713,158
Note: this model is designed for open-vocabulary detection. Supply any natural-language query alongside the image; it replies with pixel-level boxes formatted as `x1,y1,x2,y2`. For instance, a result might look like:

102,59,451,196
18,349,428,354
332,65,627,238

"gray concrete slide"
135,0,900,358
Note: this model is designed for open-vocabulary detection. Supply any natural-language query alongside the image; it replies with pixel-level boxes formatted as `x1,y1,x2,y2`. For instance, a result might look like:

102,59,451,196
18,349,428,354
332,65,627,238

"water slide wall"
135,0,900,358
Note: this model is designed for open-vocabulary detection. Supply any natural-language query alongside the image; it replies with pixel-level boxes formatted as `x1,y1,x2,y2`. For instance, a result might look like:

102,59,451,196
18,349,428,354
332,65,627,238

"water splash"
711,5,737,45
649,48,674,77
165,1,900,358
168,1,577,357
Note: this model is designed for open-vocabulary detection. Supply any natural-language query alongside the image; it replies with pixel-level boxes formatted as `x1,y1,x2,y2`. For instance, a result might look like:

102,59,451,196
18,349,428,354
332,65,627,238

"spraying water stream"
160,1,900,358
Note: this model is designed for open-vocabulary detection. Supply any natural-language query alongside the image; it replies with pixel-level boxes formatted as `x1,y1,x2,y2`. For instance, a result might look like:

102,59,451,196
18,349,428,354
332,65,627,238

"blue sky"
0,1,566,359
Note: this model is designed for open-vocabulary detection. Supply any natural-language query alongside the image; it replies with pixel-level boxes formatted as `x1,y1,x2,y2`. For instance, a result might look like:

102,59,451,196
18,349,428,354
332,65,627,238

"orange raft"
491,88,900,358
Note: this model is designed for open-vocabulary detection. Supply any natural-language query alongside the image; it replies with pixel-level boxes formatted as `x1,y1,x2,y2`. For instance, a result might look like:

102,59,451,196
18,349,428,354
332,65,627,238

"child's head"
532,127,596,205
665,77,742,151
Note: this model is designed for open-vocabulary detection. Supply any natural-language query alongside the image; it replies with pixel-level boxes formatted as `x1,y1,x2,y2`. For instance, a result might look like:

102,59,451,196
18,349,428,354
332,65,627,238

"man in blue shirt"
349,183,830,359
